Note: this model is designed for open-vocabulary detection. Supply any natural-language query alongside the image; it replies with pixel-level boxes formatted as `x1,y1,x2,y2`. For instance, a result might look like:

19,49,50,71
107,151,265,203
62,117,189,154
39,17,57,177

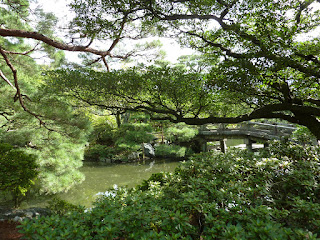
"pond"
19,159,180,208
2,140,251,209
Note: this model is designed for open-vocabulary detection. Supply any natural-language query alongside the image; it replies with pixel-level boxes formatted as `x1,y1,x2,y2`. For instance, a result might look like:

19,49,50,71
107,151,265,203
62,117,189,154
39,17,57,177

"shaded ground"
0,221,23,240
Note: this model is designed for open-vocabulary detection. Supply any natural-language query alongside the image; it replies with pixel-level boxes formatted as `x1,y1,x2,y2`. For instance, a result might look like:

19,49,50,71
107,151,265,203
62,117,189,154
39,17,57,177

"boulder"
127,152,141,161
142,143,155,158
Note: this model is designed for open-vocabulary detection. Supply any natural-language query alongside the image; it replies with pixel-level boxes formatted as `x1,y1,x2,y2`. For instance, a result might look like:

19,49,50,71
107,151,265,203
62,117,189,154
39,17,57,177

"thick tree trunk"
294,113,320,144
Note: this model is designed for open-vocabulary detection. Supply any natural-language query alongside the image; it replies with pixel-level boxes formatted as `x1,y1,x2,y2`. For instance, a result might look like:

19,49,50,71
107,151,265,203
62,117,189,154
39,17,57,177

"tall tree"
44,65,249,128
66,0,320,141
0,0,319,141
0,1,91,194
0,69,91,194
0,0,161,124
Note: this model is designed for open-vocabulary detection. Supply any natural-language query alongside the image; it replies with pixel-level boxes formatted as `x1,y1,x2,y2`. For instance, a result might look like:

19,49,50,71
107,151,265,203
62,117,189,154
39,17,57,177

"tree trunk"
116,111,121,128
294,113,320,144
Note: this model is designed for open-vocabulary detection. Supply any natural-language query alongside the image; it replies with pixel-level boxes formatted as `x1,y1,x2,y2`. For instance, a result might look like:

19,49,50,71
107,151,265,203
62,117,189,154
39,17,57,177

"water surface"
22,160,180,208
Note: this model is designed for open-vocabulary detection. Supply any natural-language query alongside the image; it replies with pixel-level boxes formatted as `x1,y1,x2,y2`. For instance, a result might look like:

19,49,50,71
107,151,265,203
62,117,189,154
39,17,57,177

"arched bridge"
196,121,297,152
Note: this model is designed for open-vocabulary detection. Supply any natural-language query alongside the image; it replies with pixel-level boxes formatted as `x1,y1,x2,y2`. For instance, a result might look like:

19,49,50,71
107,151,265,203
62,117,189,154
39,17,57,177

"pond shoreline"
1,158,181,210
0,207,51,222
83,155,185,164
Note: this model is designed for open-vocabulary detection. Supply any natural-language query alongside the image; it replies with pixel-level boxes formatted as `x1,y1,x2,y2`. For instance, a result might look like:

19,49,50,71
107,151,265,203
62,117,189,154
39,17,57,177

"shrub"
19,141,320,239
154,144,187,158
290,126,317,145
137,172,170,191
48,197,85,215
1,129,87,195
84,144,116,161
165,123,198,142
0,143,38,207
114,123,154,151
89,121,115,145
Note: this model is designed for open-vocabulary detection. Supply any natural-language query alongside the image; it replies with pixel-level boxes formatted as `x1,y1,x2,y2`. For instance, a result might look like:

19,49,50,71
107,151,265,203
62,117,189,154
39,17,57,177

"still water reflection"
19,139,245,208
23,160,180,208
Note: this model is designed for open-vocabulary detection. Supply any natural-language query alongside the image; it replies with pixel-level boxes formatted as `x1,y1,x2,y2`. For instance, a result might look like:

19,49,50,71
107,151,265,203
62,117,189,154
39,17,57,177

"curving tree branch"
0,46,55,131
0,28,111,56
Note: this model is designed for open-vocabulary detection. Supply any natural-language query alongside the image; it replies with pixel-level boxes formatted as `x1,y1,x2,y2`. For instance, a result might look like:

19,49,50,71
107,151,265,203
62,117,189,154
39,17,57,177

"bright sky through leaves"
33,0,194,66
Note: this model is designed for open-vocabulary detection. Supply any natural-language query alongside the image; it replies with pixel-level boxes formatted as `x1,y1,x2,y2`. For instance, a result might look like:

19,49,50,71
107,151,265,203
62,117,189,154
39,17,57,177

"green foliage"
0,131,87,195
84,122,156,161
291,126,317,145
0,143,38,207
0,143,13,154
32,138,86,194
47,197,84,216
114,123,154,151
0,0,30,30
154,144,187,158
0,119,87,194
165,123,198,143
84,144,116,161
138,172,168,191
89,119,115,145
45,66,223,122
0,70,91,195
0,0,89,199
19,141,320,239
62,0,320,139
176,54,212,73
84,114,165,161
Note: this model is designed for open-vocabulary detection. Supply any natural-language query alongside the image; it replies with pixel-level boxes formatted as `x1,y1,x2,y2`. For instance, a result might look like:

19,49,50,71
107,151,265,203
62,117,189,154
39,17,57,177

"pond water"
19,159,180,208
2,139,252,209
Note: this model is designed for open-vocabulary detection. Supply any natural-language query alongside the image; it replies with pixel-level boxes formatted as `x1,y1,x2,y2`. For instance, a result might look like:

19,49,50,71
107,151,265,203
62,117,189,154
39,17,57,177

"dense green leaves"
0,143,38,207
114,123,154,151
45,66,242,123
63,0,320,139
0,73,91,195
19,141,320,239
165,123,198,142
154,144,187,158
1,0,319,139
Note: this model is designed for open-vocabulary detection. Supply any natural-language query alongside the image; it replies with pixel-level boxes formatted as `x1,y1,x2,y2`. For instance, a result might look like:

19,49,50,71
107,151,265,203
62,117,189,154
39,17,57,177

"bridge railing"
199,121,297,139
241,122,296,136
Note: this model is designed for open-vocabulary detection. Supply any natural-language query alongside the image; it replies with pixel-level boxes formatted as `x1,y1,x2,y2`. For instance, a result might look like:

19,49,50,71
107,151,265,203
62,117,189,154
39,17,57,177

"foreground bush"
0,143,38,207
19,141,320,239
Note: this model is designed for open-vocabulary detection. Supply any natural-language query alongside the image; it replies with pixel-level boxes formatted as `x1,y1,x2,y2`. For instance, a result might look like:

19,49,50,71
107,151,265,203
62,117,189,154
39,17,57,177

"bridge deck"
198,122,296,142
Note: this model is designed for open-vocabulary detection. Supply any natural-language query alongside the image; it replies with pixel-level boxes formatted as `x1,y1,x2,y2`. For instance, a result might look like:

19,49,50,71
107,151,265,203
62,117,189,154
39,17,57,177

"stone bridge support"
198,139,227,153
244,138,253,151
220,139,227,153
200,140,208,152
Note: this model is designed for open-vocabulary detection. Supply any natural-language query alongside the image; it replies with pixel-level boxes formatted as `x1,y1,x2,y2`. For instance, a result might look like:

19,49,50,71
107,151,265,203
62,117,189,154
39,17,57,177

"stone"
13,216,23,222
99,157,112,163
142,143,155,158
0,207,51,222
127,152,141,161
25,211,33,219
